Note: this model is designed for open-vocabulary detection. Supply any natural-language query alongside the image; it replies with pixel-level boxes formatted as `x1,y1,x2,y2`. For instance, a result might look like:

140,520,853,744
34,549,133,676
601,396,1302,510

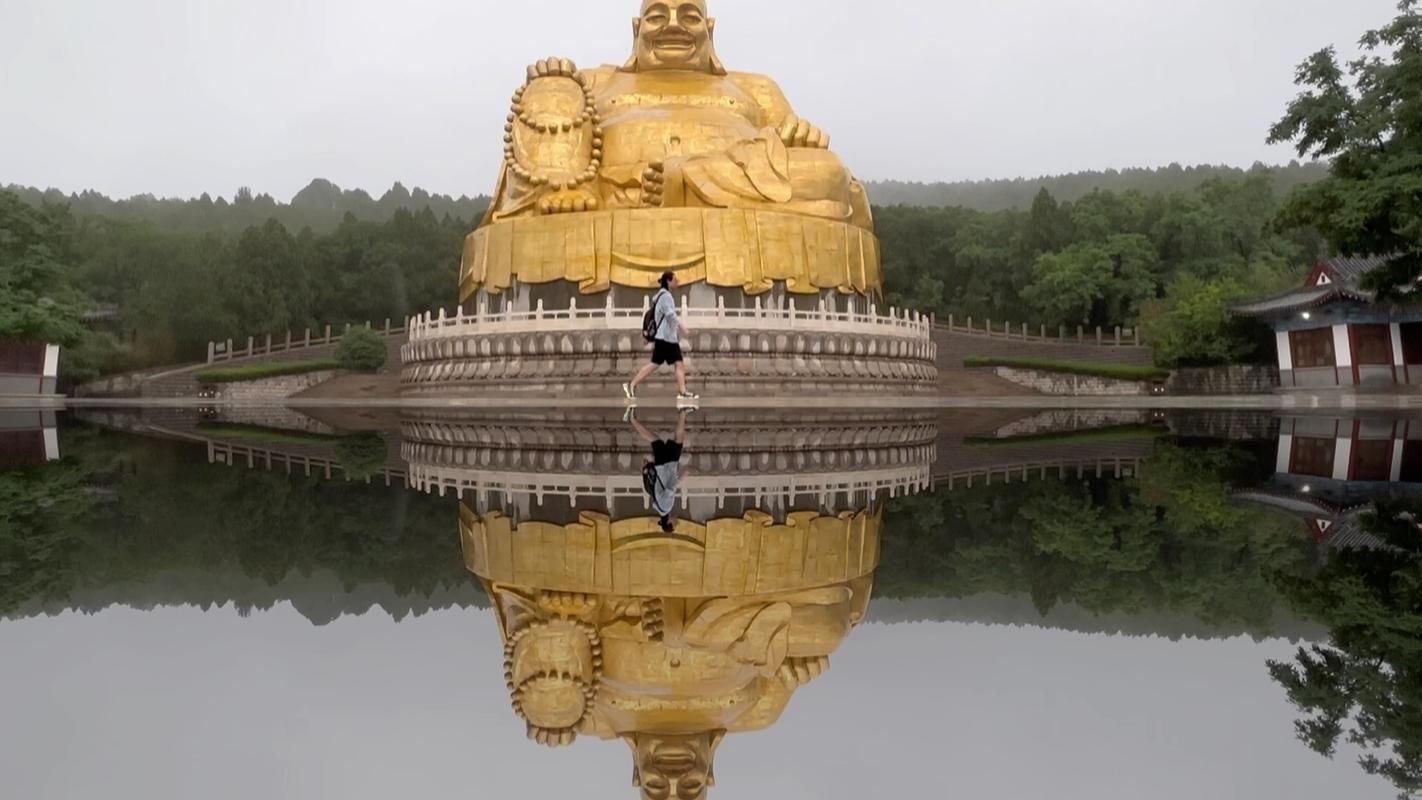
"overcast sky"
0,604,1393,799
0,0,1400,201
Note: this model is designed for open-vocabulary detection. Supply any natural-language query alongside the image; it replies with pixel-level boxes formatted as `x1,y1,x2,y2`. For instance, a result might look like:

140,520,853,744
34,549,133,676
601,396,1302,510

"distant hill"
5,161,1329,233
864,161,1330,211
2,178,491,234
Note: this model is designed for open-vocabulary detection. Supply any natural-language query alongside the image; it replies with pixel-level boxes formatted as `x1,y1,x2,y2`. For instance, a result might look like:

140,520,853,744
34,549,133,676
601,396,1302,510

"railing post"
947,313,954,329
1114,326,1121,346
264,333,272,354
1021,323,1027,339
1076,326,1083,343
324,325,332,343
284,330,292,351
967,316,973,333
1133,327,1140,346
1095,326,1102,344
207,341,215,364
1039,324,1046,339
985,318,991,337
303,329,311,347
384,318,391,332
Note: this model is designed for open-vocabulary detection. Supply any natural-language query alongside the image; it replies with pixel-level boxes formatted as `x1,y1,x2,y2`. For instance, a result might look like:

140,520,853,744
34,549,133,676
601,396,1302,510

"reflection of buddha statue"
460,0,881,300
463,506,879,800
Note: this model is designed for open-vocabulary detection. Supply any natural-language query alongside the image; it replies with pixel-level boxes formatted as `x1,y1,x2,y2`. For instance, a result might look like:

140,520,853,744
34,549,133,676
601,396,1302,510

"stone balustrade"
400,295,939,393
406,294,934,344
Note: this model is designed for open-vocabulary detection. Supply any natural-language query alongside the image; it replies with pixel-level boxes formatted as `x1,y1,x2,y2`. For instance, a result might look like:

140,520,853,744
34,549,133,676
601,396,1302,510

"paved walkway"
9,393,1422,411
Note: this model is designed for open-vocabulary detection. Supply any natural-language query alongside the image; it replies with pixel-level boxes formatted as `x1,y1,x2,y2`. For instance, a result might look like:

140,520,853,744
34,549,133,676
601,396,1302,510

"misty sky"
0,0,1399,201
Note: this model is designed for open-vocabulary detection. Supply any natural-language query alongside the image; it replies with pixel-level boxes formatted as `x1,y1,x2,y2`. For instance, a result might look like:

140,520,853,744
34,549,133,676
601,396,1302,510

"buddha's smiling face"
634,1,716,72
628,732,723,800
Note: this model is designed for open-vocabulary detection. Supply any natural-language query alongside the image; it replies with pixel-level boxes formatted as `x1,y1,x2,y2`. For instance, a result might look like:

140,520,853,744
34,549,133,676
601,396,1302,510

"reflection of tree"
879,441,1311,634
0,437,97,613
1268,501,1422,800
1,426,466,621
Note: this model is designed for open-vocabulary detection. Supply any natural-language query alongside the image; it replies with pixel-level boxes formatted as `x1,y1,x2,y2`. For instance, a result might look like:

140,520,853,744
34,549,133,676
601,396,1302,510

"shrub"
335,434,388,481
195,359,337,383
335,326,387,372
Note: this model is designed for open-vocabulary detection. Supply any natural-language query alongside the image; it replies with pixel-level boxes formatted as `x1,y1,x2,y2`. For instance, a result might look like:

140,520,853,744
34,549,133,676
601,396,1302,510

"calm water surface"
2,407,1418,800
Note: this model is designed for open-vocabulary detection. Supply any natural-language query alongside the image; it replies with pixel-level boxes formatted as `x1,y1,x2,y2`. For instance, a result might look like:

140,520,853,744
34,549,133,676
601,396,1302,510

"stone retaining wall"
990,367,1148,396
1167,365,1278,395
211,370,338,402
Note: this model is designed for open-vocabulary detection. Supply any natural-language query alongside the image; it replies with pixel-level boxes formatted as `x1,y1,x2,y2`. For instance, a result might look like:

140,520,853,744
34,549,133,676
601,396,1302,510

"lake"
2,405,1417,800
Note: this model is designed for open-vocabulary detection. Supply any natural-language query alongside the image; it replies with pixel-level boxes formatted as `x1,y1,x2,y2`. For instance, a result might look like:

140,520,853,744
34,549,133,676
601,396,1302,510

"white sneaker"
623,383,637,400
622,406,636,423
677,391,700,402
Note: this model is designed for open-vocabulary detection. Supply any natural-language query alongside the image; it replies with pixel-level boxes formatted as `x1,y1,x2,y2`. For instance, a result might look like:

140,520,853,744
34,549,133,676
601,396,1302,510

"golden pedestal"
459,208,882,301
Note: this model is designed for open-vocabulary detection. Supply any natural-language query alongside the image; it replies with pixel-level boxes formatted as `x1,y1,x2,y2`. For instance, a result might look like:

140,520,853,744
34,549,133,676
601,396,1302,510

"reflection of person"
628,408,690,531
624,271,698,403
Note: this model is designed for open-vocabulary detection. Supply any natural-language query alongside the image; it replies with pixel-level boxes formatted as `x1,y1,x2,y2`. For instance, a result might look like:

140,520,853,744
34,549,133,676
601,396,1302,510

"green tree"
0,191,89,346
1021,235,1158,328
1139,276,1259,366
1268,0,1422,297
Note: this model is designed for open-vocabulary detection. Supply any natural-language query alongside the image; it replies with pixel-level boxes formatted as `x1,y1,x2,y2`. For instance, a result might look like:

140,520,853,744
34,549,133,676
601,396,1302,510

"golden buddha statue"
459,0,882,301
462,505,879,799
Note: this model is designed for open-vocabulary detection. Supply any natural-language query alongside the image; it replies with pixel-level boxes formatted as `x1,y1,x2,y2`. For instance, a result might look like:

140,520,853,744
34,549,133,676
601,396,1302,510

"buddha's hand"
537,188,600,215
640,159,686,208
777,114,830,149
526,56,580,81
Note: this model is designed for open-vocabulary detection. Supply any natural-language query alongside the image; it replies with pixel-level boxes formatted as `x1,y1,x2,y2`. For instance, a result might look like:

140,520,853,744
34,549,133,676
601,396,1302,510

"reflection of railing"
206,320,408,364
936,456,1147,490
408,464,933,511
206,441,406,485
406,294,934,344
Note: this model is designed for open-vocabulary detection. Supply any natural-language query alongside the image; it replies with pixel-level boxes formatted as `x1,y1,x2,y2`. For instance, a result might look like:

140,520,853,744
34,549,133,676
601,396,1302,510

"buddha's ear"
624,735,642,785
707,19,727,75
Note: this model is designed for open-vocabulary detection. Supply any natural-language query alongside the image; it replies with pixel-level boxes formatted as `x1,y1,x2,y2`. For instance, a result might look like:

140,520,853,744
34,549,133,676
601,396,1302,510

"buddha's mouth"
652,34,698,51
651,747,697,773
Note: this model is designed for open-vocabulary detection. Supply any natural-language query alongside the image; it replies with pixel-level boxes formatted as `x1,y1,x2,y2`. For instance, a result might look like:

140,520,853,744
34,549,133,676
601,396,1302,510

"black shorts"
651,439,684,465
651,339,684,365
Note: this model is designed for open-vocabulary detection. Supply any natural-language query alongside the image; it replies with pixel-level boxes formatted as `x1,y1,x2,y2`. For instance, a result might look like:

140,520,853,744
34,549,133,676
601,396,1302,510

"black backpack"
642,462,662,496
641,290,665,343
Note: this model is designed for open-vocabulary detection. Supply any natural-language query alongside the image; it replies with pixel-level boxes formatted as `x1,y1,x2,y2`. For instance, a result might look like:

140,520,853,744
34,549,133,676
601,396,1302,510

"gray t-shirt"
653,289,679,344
652,461,679,516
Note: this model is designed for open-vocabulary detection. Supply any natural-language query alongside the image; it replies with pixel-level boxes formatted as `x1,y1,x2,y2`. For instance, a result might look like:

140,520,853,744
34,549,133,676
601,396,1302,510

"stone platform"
399,296,938,395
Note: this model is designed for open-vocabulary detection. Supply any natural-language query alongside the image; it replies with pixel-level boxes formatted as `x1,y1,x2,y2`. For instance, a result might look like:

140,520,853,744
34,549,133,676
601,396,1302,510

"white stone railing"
406,294,934,343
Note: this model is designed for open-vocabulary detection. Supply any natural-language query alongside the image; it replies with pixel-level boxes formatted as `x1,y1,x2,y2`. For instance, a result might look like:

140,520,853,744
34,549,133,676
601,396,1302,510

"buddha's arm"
730,72,831,150
486,58,604,220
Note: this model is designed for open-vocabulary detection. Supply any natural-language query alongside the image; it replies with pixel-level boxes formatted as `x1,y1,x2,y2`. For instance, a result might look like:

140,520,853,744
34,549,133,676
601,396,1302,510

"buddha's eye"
645,13,668,25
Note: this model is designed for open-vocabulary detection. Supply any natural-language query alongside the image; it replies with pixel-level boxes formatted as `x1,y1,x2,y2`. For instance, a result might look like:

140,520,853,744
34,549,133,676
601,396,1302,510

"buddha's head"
626,731,725,800
628,1,726,75
505,617,602,748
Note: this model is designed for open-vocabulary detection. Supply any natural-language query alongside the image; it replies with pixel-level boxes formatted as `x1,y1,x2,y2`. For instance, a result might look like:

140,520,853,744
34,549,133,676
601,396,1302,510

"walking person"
627,407,691,533
624,270,698,403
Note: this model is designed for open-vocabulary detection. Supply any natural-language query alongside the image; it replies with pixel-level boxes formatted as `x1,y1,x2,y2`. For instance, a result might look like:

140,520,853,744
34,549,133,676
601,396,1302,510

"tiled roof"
1229,254,1394,317
1229,285,1369,317
1324,255,1393,288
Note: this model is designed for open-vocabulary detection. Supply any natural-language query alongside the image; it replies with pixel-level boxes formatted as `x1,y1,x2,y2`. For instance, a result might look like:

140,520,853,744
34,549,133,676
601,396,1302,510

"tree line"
0,167,1322,381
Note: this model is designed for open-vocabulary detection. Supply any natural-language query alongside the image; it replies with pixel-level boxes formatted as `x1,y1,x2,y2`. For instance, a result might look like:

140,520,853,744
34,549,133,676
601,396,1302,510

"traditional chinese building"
1230,256,1422,390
